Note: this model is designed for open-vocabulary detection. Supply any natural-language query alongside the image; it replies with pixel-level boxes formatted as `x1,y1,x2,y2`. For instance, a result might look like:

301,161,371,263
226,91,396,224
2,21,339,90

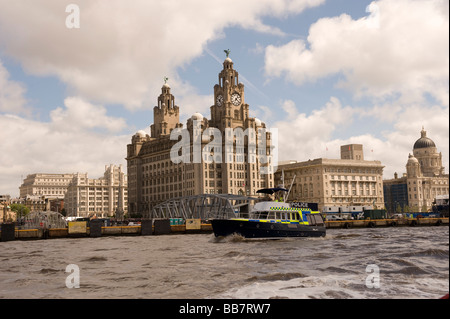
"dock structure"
149,194,257,220
0,217,448,241
1,194,449,241
325,217,448,229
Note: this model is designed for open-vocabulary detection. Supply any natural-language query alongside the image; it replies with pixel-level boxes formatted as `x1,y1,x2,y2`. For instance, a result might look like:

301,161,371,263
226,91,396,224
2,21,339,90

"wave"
246,272,307,283
398,248,449,259
216,271,449,299
39,268,61,274
81,256,108,262
217,274,368,299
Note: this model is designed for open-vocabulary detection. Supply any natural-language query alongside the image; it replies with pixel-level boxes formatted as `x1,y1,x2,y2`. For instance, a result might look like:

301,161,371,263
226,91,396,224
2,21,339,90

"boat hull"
211,219,326,238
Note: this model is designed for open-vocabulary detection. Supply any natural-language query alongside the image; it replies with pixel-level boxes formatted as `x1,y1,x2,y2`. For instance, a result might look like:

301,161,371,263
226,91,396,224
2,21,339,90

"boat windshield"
255,211,270,219
306,214,324,226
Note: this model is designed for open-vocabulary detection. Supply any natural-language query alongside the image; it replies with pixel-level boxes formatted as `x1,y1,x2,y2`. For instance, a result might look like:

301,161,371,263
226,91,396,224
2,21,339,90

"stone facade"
384,128,449,212
275,144,385,212
19,173,76,199
64,164,127,218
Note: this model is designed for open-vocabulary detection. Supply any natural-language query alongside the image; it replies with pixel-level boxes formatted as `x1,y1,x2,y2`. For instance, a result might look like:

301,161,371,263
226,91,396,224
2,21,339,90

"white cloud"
0,60,30,116
0,100,129,197
281,99,299,118
264,0,449,103
273,98,449,179
274,97,356,161
0,0,324,110
50,97,127,133
251,105,274,124
263,0,449,179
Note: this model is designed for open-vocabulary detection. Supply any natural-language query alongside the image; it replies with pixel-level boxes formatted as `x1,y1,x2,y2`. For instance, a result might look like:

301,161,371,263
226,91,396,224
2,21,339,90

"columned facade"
275,145,384,212
384,128,449,212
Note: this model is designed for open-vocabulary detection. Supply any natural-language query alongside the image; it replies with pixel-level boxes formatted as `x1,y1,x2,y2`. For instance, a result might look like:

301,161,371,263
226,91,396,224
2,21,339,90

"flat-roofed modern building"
64,164,127,218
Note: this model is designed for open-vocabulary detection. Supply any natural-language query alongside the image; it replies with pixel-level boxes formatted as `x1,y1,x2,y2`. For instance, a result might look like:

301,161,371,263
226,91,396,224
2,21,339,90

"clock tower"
210,54,249,130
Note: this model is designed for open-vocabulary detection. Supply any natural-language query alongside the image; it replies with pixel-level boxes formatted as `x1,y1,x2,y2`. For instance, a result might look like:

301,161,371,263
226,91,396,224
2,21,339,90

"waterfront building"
384,128,449,212
19,173,76,199
10,195,47,212
0,194,11,203
1,195,13,222
383,173,408,213
274,144,385,212
64,164,128,218
127,55,274,215
1,202,15,222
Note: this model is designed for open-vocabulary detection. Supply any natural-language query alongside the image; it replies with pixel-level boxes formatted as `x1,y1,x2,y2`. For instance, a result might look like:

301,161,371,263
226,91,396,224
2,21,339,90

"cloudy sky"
0,0,448,197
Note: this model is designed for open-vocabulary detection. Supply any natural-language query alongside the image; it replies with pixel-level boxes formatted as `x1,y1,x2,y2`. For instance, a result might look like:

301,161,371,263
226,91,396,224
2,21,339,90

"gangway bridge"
149,194,259,221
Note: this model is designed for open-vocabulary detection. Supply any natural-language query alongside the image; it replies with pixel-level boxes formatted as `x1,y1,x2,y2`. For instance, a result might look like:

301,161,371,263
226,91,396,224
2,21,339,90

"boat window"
258,211,269,219
313,214,324,226
267,212,276,220
306,214,324,226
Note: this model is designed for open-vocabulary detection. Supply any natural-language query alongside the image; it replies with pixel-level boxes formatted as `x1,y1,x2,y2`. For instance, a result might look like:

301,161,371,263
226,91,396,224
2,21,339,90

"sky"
0,0,448,197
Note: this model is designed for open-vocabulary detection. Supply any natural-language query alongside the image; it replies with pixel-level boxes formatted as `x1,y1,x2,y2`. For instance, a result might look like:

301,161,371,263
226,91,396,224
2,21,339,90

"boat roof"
252,201,320,212
252,201,290,212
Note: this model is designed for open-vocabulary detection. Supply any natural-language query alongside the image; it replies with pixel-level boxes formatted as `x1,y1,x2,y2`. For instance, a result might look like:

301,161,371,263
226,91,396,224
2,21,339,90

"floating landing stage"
0,217,447,241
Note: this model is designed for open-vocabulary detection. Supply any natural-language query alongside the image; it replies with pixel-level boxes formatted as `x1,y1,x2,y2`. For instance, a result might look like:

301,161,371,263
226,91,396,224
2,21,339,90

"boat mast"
285,175,296,202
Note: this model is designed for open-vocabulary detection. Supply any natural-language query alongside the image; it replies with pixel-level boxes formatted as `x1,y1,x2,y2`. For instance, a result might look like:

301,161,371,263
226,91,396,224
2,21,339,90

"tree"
10,204,30,220
421,204,428,213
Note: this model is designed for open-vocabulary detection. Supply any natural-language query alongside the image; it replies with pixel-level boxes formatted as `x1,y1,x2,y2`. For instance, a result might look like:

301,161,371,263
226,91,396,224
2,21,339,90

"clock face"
231,93,241,106
216,95,223,106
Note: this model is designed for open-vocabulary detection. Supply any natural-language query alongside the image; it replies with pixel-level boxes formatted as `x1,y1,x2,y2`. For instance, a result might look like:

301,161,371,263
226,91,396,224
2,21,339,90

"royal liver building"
127,54,275,215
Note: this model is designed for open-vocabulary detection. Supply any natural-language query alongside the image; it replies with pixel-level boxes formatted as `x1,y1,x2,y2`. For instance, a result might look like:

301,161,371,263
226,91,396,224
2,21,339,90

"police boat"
211,188,326,239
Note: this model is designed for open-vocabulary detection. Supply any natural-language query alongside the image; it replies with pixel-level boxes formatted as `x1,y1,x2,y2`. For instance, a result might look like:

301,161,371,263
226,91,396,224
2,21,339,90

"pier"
324,217,448,229
0,217,448,241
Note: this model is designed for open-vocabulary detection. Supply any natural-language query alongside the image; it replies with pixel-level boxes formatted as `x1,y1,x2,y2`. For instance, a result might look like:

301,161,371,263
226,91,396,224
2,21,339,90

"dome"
407,153,418,164
225,57,232,63
162,83,170,89
413,128,436,149
191,112,204,121
254,118,262,127
136,130,146,138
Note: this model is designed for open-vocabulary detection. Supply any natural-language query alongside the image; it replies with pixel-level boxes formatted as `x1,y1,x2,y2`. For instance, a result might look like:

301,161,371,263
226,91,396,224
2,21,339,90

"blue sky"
0,0,448,197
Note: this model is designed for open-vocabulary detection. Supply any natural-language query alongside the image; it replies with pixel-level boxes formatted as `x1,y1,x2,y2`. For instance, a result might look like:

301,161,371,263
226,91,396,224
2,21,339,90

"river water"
0,226,448,299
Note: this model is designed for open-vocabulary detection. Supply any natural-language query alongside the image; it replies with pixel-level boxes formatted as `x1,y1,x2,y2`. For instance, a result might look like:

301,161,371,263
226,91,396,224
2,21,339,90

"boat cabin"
250,202,324,226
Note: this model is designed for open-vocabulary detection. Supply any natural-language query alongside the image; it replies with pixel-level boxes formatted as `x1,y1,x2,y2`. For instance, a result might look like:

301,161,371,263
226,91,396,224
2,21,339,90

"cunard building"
127,54,275,215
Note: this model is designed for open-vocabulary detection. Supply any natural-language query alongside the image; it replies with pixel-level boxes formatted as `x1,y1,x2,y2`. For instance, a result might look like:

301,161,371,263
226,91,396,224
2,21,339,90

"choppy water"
0,226,448,299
